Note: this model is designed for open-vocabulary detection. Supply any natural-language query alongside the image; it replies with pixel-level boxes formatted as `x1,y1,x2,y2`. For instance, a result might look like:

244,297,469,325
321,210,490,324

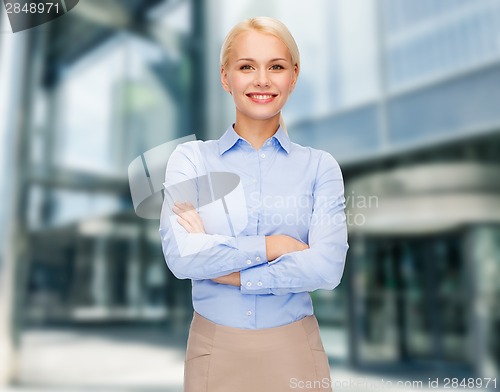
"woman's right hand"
172,201,206,234
265,235,309,261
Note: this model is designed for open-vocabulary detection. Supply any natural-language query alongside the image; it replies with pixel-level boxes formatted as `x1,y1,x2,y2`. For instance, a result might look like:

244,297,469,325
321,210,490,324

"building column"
91,237,110,309
347,233,365,368
465,225,500,378
0,10,37,386
126,235,142,310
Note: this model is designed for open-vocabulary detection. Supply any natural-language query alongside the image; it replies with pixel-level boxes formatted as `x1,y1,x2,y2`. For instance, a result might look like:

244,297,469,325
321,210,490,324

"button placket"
242,291,257,326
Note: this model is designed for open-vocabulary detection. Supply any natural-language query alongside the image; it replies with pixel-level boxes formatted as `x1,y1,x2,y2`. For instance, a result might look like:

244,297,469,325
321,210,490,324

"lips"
246,93,278,103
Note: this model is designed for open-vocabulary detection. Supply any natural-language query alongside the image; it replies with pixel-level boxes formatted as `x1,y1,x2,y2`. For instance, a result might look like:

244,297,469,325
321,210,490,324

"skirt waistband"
189,311,319,350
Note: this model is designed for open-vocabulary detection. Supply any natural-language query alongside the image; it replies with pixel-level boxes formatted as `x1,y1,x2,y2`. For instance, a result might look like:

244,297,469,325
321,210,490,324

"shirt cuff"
240,264,273,294
235,235,268,268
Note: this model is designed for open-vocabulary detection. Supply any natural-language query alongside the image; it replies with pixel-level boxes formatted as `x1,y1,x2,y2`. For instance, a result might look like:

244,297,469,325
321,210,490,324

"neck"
233,114,281,150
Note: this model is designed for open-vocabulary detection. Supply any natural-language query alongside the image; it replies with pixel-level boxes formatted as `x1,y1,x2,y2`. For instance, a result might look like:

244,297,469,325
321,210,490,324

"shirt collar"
273,126,291,154
218,124,291,155
218,125,241,155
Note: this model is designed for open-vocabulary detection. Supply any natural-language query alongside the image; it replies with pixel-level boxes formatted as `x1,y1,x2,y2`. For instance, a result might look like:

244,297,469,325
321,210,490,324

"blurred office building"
1,0,499,388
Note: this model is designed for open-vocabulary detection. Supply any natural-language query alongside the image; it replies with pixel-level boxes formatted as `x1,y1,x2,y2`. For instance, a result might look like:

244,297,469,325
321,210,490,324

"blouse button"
246,310,252,316
257,282,263,287
260,153,266,158
246,282,252,287
246,259,252,265
255,256,261,262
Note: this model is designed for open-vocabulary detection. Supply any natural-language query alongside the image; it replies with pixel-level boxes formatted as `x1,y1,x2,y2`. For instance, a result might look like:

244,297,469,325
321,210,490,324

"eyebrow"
236,58,288,62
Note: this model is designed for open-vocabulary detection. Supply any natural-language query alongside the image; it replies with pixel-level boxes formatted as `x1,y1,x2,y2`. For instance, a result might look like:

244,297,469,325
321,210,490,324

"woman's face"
221,30,298,126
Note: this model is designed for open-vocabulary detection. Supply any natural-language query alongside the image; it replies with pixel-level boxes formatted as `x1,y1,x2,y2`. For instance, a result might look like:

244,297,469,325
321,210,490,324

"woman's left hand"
172,200,240,287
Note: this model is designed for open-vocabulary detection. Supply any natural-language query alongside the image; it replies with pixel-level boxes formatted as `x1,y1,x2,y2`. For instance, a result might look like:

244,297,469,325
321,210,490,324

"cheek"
225,75,235,91
231,75,250,91
274,73,293,89
278,79,294,94
223,72,238,92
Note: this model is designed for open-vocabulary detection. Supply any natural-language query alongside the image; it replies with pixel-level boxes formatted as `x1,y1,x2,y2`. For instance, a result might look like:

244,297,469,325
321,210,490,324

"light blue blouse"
159,125,348,329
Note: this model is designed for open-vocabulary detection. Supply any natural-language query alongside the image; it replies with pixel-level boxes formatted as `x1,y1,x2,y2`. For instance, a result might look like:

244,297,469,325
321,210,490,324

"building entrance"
355,232,467,365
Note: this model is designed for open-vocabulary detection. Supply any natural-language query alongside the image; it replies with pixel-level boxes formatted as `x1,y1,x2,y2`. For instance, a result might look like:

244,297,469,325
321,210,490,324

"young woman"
159,16,348,392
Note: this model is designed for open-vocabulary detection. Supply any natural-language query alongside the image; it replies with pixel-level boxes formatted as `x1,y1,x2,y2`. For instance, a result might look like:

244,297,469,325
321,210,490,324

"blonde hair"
220,17,300,135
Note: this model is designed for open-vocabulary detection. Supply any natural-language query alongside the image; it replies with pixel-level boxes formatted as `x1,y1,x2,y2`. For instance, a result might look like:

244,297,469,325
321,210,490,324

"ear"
289,64,299,93
220,66,232,94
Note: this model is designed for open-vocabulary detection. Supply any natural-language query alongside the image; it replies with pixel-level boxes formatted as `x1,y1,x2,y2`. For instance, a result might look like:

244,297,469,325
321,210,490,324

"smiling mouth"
246,93,278,103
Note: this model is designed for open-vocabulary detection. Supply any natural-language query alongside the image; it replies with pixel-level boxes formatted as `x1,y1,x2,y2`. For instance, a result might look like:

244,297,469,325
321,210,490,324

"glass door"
356,232,468,365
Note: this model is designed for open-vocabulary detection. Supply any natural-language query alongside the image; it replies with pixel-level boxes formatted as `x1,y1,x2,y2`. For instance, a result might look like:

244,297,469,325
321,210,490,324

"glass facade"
384,0,500,91
283,0,500,160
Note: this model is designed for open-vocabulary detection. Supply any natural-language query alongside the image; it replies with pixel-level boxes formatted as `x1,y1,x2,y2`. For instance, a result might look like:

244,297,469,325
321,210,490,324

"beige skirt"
184,311,333,392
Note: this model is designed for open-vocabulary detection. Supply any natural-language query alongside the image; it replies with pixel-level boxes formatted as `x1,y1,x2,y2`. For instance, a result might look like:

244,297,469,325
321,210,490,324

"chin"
246,108,282,120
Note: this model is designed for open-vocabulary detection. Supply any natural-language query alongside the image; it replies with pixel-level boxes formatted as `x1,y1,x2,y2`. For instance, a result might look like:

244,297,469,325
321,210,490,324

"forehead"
231,30,291,60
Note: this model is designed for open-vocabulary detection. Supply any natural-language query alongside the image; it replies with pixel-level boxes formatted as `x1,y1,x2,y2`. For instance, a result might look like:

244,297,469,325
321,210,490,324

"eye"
270,64,285,70
239,64,253,70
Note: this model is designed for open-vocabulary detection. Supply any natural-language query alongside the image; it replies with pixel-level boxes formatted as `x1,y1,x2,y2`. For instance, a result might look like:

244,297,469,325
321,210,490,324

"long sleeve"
159,142,268,280
239,151,349,295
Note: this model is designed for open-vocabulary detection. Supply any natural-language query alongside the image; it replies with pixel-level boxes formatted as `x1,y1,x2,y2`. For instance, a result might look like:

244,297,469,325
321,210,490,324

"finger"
176,208,199,224
173,203,198,223
174,201,195,211
181,211,204,233
176,210,206,234
173,202,206,233
182,201,195,209
172,203,196,218
176,203,204,226
176,216,194,233
181,208,199,221
191,219,206,234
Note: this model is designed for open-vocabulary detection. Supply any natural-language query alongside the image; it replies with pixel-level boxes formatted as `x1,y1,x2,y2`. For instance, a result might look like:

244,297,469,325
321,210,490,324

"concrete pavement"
1,324,492,392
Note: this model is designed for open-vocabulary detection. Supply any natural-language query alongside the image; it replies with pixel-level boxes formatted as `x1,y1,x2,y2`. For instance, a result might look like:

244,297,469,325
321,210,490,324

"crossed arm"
172,201,309,286
160,143,348,295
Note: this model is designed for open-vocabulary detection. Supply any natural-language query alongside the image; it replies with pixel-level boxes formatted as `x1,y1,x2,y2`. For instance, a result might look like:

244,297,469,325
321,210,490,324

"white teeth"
251,94,273,100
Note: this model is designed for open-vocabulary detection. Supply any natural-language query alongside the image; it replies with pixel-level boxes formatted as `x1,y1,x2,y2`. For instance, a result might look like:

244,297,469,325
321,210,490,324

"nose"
254,69,270,88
